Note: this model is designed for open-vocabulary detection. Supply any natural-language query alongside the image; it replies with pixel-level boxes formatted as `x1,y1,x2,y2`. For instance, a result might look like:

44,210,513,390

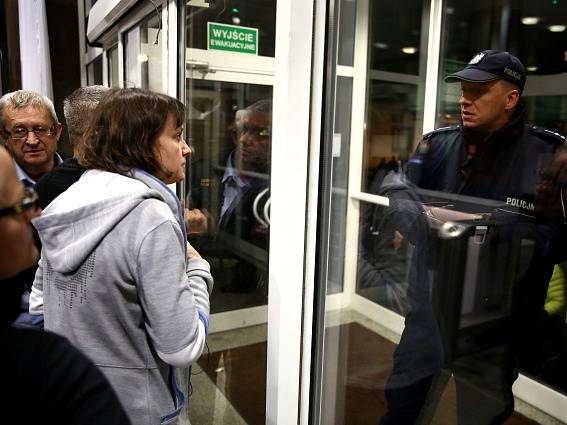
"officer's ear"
502,80,521,111
504,88,520,111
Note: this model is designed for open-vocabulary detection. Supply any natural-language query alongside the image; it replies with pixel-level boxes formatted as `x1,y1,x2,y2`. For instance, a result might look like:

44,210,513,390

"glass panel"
338,0,356,66
356,197,410,315
436,0,567,398
123,12,162,91
361,0,426,193
186,80,271,313
319,0,430,422
107,46,119,87
184,5,275,423
186,0,276,57
86,55,102,85
361,80,419,192
369,0,425,74
84,17,89,53
318,0,566,424
185,79,272,425
328,76,353,294
437,0,567,132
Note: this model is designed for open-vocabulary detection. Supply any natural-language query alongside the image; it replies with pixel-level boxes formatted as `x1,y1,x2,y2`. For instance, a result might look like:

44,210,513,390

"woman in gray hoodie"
29,88,213,425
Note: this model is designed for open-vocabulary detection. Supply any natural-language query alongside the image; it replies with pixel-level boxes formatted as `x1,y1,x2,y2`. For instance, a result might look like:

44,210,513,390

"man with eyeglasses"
189,98,272,293
0,90,63,186
0,90,63,328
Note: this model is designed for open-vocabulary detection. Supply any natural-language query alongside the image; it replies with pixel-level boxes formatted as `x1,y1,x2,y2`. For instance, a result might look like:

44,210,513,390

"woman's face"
152,113,191,184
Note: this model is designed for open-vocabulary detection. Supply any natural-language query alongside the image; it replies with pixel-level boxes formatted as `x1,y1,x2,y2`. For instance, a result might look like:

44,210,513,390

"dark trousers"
381,347,516,425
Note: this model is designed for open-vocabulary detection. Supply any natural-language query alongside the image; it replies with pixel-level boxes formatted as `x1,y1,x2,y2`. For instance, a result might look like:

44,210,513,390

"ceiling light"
374,42,389,49
232,16,241,25
549,25,566,32
402,47,417,54
521,17,540,25
526,66,538,72
137,53,149,62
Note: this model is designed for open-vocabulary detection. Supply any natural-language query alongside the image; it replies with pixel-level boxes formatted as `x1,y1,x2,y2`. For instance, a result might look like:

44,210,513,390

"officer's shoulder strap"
529,125,567,146
422,125,460,140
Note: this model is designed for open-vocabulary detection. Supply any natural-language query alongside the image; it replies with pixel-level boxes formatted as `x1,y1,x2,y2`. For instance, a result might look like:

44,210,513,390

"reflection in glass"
369,0,425,74
124,12,162,90
86,55,103,85
108,46,119,87
356,198,413,316
328,76,353,294
186,81,272,312
361,81,420,193
184,3,276,423
185,79,271,423
321,0,567,424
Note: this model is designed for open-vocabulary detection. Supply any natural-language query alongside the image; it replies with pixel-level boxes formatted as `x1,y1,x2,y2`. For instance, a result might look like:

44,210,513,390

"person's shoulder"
422,124,461,140
412,125,460,158
527,125,567,148
4,328,132,425
36,158,86,208
7,325,75,353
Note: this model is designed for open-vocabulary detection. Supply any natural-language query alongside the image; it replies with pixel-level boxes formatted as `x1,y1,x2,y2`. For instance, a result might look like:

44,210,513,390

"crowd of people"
0,87,213,424
0,48,566,425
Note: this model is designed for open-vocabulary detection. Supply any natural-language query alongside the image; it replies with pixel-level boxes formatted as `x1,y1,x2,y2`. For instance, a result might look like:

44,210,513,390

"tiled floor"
189,313,563,424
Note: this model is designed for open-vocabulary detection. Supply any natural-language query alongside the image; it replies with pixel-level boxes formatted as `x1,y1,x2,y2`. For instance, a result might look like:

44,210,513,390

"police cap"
445,50,526,92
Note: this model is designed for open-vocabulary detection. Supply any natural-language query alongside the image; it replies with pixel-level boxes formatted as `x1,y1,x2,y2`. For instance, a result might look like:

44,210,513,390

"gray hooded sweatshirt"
30,169,213,425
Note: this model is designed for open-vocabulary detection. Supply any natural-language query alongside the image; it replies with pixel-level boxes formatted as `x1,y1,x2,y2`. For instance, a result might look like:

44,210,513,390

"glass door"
313,0,567,424
183,1,275,423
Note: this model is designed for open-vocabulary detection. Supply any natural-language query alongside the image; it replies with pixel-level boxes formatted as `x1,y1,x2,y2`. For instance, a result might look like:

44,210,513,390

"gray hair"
235,99,272,123
63,85,109,147
0,90,58,129
244,99,272,114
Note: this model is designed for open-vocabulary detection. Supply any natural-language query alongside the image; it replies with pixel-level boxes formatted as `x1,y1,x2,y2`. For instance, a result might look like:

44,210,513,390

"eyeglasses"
236,125,271,138
0,187,39,217
6,126,54,141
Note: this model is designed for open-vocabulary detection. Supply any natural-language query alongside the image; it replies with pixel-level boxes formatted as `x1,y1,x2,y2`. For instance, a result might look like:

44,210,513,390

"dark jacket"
407,103,566,213
359,172,443,388
189,153,270,292
389,104,567,386
1,325,131,424
35,157,86,209
357,172,430,316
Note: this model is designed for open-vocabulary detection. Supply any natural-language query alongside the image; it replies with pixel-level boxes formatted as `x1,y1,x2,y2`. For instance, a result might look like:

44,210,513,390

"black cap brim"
444,68,501,83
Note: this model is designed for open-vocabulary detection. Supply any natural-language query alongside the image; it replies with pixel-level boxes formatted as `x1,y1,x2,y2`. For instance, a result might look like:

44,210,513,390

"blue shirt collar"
221,152,249,189
14,153,63,186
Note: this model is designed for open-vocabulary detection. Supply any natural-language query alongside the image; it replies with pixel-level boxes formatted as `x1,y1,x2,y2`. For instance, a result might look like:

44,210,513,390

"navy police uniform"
407,108,566,211
382,101,566,425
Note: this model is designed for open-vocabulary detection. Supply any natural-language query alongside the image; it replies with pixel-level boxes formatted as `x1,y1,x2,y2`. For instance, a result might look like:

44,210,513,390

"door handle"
186,60,216,76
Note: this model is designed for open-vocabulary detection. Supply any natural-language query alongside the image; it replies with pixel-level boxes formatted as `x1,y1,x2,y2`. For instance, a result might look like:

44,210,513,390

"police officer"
382,50,567,424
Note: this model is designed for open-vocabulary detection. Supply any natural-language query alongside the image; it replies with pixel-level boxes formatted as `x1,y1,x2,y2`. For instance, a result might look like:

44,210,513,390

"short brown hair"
77,88,184,175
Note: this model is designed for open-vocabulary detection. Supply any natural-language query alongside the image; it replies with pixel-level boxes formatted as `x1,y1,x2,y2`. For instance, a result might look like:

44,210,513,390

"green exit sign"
207,22,258,55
